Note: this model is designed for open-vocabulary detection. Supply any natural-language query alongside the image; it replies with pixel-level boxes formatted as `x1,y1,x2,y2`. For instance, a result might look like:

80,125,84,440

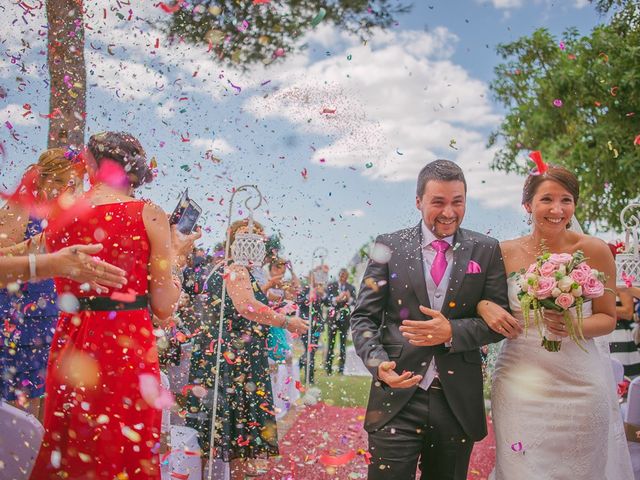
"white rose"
571,285,583,297
557,276,574,293
551,288,562,297
557,265,567,276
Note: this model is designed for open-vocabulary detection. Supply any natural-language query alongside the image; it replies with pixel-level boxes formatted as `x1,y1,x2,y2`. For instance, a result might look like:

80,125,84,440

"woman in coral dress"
30,132,198,480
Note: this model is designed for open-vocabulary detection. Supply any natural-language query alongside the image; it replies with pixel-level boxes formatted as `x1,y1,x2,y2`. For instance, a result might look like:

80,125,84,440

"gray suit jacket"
350,223,508,440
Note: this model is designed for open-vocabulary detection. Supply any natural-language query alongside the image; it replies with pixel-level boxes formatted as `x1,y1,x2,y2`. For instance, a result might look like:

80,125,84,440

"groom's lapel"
406,222,431,311
441,229,475,318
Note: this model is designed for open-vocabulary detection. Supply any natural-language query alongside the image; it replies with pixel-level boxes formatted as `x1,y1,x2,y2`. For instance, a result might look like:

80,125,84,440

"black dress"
297,285,328,383
186,268,279,461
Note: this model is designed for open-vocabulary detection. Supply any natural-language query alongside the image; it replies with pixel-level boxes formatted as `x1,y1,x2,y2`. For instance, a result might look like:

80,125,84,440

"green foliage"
489,3,640,230
163,0,410,68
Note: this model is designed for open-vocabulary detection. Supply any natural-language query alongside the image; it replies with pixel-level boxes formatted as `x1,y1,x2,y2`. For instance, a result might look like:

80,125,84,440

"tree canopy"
488,1,640,230
164,0,411,68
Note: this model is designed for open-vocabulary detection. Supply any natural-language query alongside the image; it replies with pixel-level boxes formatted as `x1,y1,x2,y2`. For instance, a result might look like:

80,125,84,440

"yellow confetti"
121,425,141,443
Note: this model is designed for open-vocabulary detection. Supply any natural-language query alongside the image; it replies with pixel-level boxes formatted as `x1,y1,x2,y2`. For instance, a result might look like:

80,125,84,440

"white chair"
626,376,640,479
160,425,205,480
160,371,171,435
0,401,44,479
612,357,625,387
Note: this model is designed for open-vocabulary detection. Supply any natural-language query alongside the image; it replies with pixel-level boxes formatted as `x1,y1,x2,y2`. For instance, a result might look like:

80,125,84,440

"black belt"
77,295,149,311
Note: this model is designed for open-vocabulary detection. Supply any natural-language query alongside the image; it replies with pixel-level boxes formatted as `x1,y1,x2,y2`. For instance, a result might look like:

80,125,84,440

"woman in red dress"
30,132,199,480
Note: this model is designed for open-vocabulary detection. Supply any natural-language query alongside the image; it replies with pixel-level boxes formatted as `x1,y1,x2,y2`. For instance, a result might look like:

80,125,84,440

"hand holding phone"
169,189,202,235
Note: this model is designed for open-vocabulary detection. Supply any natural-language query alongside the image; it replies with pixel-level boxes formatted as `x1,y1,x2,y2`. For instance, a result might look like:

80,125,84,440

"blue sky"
0,0,606,277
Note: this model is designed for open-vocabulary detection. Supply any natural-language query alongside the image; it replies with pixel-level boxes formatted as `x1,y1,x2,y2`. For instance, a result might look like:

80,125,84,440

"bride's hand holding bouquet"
515,250,607,351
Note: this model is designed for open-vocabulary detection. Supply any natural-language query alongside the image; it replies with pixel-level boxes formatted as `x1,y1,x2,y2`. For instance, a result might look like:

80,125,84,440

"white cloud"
573,0,590,8
243,26,520,209
0,104,45,127
192,137,236,155
479,0,524,8
343,209,365,217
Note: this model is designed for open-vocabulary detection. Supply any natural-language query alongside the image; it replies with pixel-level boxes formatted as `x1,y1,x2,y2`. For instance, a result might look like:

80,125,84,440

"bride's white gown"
490,277,633,479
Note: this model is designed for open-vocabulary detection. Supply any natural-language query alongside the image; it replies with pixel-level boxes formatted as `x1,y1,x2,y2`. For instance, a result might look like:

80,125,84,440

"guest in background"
29,131,199,479
0,147,82,418
325,268,356,375
298,266,329,384
265,257,301,420
185,220,308,480
608,244,640,377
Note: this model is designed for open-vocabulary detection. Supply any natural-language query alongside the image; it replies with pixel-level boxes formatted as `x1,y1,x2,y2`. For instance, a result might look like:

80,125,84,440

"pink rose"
540,261,558,277
548,253,573,265
529,276,556,299
583,275,605,299
555,293,574,310
570,262,592,286
526,263,537,275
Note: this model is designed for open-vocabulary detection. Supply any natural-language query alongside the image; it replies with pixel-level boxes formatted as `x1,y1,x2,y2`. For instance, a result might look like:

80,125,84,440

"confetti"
311,8,327,27
318,450,357,466
511,441,524,453
139,373,175,410
157,0,185,14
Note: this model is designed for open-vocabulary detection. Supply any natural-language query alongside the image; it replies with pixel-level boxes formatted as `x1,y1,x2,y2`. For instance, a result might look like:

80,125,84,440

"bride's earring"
527,213,532,225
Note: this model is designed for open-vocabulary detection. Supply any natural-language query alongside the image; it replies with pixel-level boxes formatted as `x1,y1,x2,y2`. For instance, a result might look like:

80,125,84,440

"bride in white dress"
477,164,633,479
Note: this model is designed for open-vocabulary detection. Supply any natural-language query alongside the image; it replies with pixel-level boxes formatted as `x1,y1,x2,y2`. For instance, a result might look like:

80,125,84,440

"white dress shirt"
417,221,454,391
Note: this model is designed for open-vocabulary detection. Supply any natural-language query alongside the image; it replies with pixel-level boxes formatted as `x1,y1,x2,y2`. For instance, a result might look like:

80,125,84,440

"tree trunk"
46,0,86,149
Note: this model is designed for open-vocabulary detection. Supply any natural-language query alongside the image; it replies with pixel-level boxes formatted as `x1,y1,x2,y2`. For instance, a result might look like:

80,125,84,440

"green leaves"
163,1,411,69
489,6,640,231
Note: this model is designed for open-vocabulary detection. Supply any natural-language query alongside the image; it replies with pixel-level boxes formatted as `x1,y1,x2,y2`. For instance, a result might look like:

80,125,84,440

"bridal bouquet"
514,250,606,352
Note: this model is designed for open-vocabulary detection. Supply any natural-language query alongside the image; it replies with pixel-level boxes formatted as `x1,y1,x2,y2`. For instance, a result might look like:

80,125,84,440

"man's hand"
400,306,453,346
477,300,522,339
377,361,422,389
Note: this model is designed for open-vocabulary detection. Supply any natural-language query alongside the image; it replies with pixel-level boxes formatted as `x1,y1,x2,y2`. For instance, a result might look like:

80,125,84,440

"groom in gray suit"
351,160,509,479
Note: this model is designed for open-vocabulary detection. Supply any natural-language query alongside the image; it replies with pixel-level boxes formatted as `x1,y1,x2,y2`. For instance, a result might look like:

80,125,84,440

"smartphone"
170,189,202,235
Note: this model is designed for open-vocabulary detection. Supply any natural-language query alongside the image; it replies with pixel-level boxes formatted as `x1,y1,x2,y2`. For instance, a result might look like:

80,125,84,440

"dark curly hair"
87,131,154,188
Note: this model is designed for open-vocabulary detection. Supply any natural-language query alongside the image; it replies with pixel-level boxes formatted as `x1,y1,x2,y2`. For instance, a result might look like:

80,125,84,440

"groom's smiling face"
416,180,466,238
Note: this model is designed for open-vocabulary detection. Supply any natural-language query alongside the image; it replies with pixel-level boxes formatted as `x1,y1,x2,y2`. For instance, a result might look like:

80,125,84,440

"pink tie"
430,240,450,286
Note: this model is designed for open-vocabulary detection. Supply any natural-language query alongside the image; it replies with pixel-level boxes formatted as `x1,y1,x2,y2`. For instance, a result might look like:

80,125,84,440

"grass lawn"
308,368,371,408
294,329,370,408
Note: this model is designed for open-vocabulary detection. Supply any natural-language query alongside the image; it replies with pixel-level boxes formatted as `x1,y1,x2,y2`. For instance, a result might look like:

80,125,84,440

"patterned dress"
186,267,279,461
0,218,58,401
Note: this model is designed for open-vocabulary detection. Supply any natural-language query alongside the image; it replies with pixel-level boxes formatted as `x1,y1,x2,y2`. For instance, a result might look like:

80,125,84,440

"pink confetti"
237,20,249,32
109,289,137,303
139,373,175,410
157,0,184,14
318,450,356,466
511,441,524,453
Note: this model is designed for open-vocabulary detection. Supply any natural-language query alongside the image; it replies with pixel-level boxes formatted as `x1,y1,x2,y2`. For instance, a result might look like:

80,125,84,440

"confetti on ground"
258,403,496,479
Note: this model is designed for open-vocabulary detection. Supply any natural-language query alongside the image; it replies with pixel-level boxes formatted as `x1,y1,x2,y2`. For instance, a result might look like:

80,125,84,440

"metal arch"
620,202,640,255
207,183,264,480
620,202,640,230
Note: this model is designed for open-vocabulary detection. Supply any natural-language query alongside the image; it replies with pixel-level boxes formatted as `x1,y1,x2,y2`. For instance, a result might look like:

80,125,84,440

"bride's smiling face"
526,180,575,231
